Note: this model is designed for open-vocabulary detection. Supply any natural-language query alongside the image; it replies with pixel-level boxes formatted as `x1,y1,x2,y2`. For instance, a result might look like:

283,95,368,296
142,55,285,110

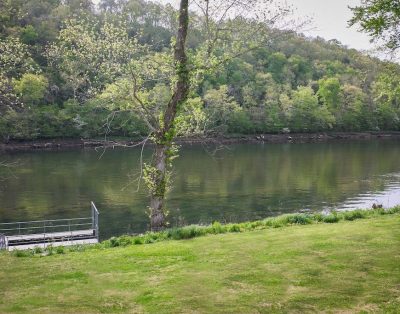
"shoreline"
8,206,400,254
1,131,400,152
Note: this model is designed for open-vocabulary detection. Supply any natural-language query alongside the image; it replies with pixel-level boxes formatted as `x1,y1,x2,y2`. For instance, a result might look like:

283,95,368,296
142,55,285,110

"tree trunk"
148,0,190,231
149,143,168,231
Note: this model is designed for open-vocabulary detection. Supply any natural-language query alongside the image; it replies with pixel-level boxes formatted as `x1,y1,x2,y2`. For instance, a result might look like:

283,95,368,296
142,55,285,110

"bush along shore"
10,206,400,257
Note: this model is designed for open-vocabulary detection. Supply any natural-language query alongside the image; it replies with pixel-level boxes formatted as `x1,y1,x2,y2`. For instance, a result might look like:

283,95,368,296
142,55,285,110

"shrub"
386,206,400,214
312,213,324,222
322,214,340,223
211,221,224,234
118,235,133,247
141,234,155,244
33,246,43,254
13,249,33,257
285,213,313,225
133,237,143,245
46,245,54,255
263,217,279,228
109,237,120,247
67,244,88,252
227,224,241,232
343,210,366,221
167,226,201,240
56,246,65,254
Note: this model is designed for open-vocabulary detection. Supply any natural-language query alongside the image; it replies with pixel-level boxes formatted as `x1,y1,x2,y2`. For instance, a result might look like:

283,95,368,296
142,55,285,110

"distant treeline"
1,0,400,141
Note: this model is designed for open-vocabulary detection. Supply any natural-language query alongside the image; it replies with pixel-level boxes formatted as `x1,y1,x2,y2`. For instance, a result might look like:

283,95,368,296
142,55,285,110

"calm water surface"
1,140,400,239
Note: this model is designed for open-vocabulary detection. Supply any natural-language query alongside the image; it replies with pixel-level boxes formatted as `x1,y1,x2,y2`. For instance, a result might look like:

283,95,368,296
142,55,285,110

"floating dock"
0,202,99,251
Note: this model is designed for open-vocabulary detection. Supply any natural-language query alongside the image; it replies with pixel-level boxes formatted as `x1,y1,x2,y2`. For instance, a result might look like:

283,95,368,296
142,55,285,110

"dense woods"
1,0,400,143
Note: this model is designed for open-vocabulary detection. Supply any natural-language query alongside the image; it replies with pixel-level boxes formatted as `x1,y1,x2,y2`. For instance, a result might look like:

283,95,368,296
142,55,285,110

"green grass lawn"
0,215,399,313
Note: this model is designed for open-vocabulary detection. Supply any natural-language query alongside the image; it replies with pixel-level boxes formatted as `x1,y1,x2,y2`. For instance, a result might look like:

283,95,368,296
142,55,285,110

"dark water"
1,140,400,239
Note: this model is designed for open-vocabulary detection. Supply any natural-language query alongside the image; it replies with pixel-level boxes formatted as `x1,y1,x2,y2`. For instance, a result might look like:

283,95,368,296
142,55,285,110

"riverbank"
1,131,400,152
1,213,399,313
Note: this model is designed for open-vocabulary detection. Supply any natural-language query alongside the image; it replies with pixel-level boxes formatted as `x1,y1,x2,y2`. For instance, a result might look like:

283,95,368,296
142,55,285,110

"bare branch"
121,134,151,193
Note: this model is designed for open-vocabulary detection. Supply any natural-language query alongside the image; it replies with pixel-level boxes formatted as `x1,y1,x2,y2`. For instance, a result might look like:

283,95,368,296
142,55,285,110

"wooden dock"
0,202,99,251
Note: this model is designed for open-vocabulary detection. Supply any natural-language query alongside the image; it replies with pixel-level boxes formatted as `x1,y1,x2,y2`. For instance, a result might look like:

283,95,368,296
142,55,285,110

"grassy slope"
0,215,399,313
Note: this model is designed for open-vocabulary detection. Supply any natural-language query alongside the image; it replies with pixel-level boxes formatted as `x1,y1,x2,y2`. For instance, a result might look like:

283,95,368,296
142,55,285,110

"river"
1,140,400,239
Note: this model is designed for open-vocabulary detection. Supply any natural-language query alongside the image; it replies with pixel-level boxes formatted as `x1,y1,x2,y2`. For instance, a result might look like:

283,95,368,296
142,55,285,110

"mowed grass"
0,215,399,313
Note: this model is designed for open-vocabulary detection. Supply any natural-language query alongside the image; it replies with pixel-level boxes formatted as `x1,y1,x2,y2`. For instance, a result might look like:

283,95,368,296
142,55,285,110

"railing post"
91,201,99,241
91,202,94,230
68,219,71,243
96,208,99,241
0,234,7,250
43,221,46,247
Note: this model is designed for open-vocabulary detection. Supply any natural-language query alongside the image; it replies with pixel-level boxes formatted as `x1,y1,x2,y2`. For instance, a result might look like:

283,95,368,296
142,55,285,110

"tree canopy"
0,0,400,143
349,0,400,53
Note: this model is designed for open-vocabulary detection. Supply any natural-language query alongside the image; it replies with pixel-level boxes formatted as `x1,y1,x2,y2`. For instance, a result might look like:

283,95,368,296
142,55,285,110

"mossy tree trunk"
148,0,190,231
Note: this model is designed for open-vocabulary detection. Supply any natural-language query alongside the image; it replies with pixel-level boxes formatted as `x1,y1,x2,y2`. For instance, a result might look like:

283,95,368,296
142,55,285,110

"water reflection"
0,140,400,239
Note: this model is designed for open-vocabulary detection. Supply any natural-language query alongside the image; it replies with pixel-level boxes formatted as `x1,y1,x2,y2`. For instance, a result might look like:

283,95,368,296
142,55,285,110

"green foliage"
290,86,335,132
33,246,43,254
0,109,39,141
56,246,65,254
322,213,340,223
13,249,34,257
372,65,400,130
45,245,54,256
349,0,400,52
0,100,150,141
13,73,48,105
1,0,400,142
317,77,342,110
0,37,39,78
175,97,207,136
288,54,312,86
20,25,39,45
343,210,367,221
203,85,250,134
337,84,364,130
0,75,20,112
267,52,288,83
47,18,142,102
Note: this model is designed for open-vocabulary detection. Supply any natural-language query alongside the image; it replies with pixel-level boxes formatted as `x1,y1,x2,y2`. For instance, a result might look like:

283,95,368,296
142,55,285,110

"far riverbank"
1,131,400,153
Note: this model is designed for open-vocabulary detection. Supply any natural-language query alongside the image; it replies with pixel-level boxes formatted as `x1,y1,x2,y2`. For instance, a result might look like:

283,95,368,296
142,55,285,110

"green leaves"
47,18,143,102
13,73,48,106
0,37,39,78
349,0,400,52
291,86,335,132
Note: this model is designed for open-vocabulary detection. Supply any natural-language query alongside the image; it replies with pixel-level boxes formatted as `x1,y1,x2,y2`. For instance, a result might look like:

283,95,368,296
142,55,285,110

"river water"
1,140,400,239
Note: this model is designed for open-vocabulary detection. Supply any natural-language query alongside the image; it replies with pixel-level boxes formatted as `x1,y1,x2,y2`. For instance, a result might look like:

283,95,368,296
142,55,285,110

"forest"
1,0,400,142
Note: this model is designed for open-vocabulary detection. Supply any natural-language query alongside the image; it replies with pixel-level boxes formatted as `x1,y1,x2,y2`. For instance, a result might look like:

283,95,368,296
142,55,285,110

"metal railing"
0,202,100,249
91,201,99,241
0,217,93,236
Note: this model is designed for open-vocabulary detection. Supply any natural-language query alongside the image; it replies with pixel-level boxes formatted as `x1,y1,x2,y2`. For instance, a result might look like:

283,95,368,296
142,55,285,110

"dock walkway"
0,202,99,251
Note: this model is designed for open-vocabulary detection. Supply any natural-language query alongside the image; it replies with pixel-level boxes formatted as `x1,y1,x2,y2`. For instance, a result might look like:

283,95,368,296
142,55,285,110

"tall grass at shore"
10,206,400,257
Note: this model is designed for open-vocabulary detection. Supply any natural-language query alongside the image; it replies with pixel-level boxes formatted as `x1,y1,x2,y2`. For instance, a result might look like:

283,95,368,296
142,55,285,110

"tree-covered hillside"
1,0,399,142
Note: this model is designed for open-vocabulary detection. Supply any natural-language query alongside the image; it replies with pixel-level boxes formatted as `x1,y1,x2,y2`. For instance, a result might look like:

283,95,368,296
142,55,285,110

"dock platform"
0,202,99,251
